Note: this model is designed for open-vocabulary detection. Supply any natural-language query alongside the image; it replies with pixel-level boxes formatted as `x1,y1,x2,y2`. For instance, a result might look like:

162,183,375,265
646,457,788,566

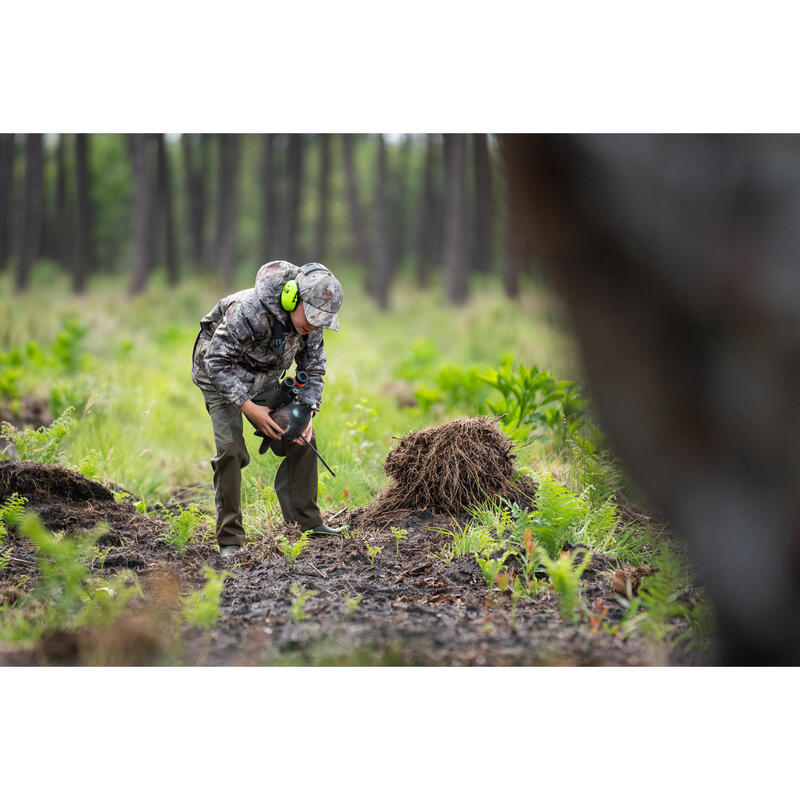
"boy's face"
289,302,321,336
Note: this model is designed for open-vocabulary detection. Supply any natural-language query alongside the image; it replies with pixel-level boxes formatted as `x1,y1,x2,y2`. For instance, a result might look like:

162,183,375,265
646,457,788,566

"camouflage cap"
297,263,343,332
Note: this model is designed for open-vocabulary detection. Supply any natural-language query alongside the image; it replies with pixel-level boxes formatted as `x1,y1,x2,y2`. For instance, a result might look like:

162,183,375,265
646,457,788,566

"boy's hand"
240,399,284,439
293,418,313,446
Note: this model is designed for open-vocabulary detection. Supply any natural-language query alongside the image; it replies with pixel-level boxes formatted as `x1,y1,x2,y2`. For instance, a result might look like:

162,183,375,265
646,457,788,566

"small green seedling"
182,566,230,630
92,544,113,572
290,583,318,621
390,527,408,559
0,548,11,573
539,546,591,624
161,504,207,553
475,552,511,590
365,542,383,568
275,530,311,568
344,593,363,615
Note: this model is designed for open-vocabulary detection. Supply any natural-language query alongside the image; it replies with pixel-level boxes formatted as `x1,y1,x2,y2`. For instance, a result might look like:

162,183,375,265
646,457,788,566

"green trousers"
201,387,322,547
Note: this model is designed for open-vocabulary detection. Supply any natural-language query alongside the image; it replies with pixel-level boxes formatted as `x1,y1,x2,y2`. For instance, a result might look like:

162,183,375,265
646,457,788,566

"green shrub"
0,406,77,464
51,319,89,372
480,362,587,446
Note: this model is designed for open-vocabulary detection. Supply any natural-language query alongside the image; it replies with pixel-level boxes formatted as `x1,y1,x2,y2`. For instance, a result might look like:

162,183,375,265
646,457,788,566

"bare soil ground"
0,461,699,666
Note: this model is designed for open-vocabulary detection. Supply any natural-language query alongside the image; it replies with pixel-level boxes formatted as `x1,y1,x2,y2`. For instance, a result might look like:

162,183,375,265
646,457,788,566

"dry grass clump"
361,417,532,522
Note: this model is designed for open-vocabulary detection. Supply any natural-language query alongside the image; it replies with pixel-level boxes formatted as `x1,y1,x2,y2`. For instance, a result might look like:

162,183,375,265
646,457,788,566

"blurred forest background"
0,133,532,302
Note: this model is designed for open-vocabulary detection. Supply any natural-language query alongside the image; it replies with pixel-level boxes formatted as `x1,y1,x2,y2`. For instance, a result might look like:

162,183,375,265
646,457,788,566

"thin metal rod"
300,435,336,477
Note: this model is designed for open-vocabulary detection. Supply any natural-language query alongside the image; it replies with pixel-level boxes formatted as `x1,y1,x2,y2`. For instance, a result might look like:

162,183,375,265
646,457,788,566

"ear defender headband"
280,263,331,313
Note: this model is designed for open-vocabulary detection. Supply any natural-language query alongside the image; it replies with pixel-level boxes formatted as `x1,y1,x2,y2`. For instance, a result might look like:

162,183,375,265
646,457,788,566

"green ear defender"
281,279,300,311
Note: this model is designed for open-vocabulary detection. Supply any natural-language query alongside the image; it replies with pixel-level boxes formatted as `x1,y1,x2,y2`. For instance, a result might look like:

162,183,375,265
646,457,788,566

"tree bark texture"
416,133,440,287
342,134,372,276
128,134,158,295
391,133,412,271
260,134,277,262
73,133,94,293
314,134,331,263
472,133,494,273
442,134,468,304
215,133,241,289
15,133,43,291
156,134,178,286
0,134,15,273
501,133,800,664
503,160,522,299
283,133,304,263
54,134,71,273
181,133,209,271
371,134,392,309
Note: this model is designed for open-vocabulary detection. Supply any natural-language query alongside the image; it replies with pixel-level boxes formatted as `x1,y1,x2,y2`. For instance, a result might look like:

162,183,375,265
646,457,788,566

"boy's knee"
212,437,250,470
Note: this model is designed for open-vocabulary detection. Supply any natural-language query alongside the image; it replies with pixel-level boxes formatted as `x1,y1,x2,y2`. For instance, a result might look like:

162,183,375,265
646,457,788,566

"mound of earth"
0,461,213,615
357,417,537,524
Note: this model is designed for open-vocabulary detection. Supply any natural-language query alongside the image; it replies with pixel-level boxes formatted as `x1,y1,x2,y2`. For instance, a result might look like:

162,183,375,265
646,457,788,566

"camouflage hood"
255,260,342,332
254,260,299,319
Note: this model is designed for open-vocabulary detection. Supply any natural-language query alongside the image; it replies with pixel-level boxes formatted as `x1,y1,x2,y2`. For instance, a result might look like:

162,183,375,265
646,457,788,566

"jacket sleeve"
295,329,326,412
202,302,259,407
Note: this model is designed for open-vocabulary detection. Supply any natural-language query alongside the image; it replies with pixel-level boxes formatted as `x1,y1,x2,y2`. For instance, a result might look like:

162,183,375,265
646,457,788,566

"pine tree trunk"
15,133,43,291
314,134,331,263
284,133,304,262
73,133,94,293
0,134,15,273
157,134,178,286
215,134,241,289
443,134,468,304
181,133,208,271
54,134,71,273
472,133,494,273
260,134,277,262
342,134,372,276
391,134,412,271
129,134,158,295
416,133,439,287
372,134,392,309
503,160,523,298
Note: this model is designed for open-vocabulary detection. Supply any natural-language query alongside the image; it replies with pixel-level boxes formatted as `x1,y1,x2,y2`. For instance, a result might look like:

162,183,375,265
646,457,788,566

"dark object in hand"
254,400,312,454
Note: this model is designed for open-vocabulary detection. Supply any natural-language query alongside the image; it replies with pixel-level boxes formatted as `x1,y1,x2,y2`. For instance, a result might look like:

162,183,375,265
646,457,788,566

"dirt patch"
0,397,53,430
0,461,701,666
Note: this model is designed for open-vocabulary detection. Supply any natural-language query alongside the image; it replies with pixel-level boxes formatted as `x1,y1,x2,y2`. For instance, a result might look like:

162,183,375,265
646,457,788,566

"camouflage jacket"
191,261,326,411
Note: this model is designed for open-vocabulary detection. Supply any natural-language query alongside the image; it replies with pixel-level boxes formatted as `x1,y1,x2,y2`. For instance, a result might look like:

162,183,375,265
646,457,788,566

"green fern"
160,504,208,553
275,530,311,567
622,542,691,643
475,551,511,589
0,512,140,642
530,473,590,559
0,493,27,545
181,566,230,629
0,406,77,464
538,547,592,624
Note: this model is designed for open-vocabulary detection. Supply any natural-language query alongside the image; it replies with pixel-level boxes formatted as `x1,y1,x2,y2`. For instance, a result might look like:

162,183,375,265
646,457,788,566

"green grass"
0,263,713,658
0,263,580,522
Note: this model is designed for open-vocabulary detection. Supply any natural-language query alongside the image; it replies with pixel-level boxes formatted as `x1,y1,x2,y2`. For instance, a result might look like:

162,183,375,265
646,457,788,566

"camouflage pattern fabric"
291,262,343,331
191,261,328,411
